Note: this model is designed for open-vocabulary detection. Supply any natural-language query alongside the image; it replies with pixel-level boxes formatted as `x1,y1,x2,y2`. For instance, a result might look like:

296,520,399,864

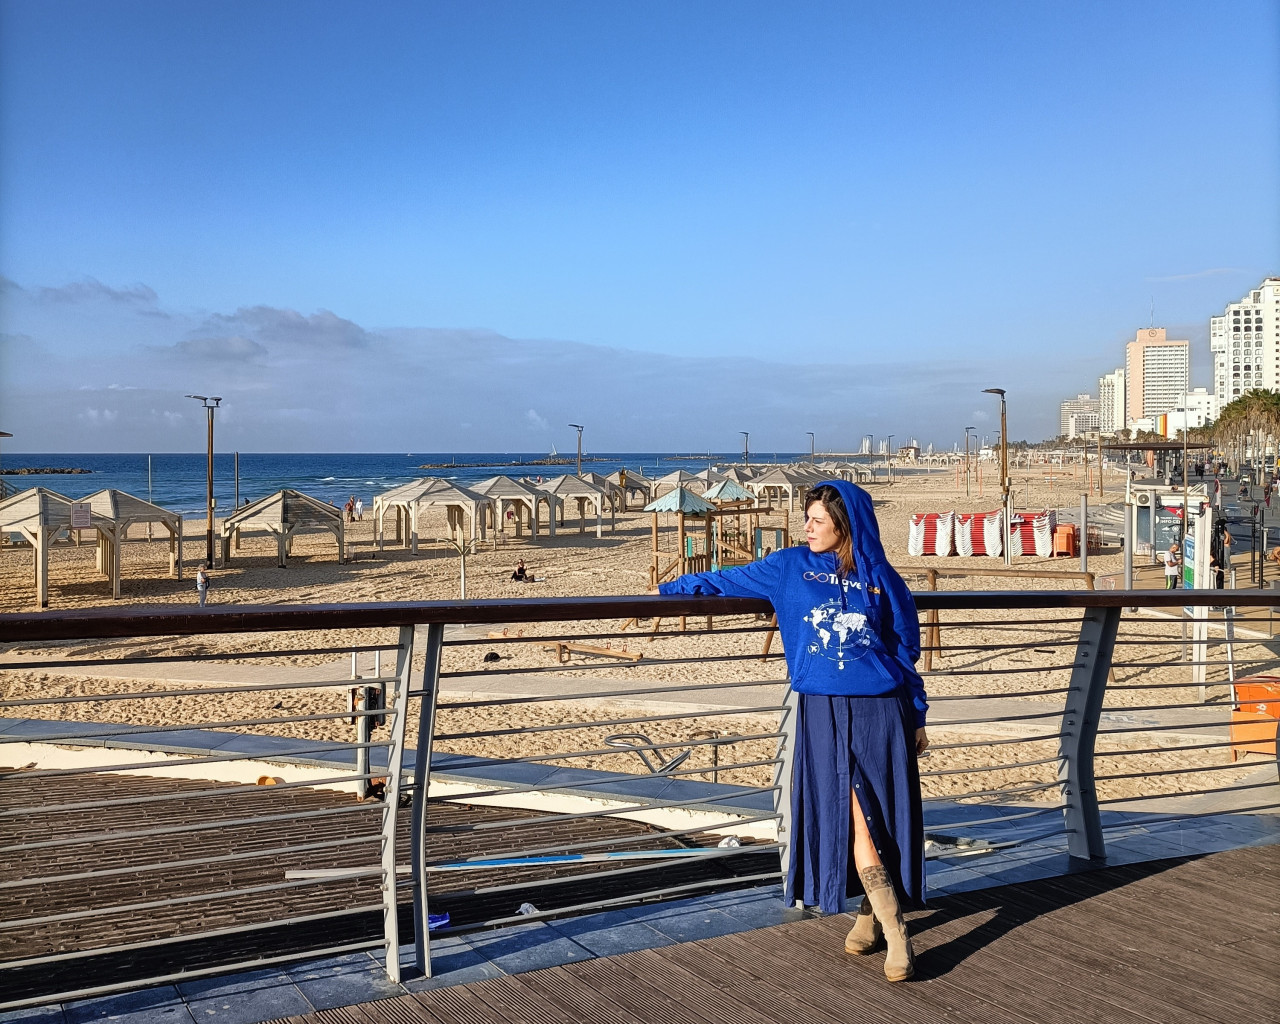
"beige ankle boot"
844,896,881,954
860,866,915,982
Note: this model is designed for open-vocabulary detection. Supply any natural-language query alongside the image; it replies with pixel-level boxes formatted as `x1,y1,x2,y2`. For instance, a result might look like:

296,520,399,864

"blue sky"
1,1,1277,453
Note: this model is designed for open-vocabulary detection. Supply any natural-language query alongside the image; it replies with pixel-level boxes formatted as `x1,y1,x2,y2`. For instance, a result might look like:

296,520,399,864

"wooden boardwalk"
265,844,1279,1024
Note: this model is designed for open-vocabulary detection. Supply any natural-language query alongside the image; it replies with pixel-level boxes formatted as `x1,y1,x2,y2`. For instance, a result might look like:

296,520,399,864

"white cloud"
525,409,548,430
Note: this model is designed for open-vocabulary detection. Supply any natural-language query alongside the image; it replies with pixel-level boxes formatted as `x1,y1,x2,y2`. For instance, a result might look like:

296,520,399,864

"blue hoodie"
658,478,927,728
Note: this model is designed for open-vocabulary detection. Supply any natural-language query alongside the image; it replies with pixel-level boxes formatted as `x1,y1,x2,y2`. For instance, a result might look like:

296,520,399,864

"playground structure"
644,487,789,588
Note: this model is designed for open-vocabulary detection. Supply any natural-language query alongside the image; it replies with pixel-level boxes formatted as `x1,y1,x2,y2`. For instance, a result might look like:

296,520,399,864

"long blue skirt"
784,692,925,914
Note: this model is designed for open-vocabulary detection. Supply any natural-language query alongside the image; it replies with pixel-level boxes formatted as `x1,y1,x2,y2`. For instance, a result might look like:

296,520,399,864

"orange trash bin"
1052,524,1077,558
1231,676,1280,761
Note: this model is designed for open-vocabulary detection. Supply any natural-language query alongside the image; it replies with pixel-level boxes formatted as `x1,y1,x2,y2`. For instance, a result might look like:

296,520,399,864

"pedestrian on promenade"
196,565,210,607
657,480,927,982
1164,542,1182,589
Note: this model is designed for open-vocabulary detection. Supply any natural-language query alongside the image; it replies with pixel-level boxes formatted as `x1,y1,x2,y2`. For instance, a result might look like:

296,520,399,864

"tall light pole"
983,388,1010,565
964,426,976,497
568,423,584,477
740,431,750,467
0,431,11,489
186,395,222,568
805,431,815,464
887,434,895,482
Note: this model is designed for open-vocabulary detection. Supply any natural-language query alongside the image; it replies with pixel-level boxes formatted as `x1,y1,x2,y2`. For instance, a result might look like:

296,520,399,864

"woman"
659,480,927,982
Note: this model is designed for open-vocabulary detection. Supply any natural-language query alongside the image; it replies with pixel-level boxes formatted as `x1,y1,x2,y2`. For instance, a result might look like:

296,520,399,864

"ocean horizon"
0,450,884,518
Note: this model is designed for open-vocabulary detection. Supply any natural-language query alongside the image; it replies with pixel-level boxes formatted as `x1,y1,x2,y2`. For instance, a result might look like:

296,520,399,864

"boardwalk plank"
251,845,1280,1024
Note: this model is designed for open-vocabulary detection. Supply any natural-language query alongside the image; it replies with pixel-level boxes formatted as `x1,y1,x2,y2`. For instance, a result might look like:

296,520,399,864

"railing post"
412,623,446,976
773,686,800,902
380,624,416,984
1059,605,1119,861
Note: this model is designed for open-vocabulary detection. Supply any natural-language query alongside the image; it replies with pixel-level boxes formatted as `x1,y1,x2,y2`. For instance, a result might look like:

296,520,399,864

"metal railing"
0,590,1277,1011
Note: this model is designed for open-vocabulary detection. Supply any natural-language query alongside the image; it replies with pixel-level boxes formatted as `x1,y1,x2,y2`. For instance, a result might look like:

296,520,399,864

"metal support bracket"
774,686,800,901
380,625,416,984
1059,606,1120,861
412,623,445,977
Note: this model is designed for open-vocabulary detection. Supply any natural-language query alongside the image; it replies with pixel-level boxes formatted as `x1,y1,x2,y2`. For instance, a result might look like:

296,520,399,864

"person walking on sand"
1164,542,1181,590
355,497,364,521
658,481,927,983
196,565,211,608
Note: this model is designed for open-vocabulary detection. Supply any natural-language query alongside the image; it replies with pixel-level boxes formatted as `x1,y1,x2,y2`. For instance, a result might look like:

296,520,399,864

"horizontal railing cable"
929,687,1073,700
0,674,392,708
0,706,391,746
1,801,381,854
426,753,784,807
0,872,384,932
419,812,786,869
0,833,379,891
925,805,1061,831
0,771,380,819
431,871,784,937
1,740,385,782
442,625,774,647
0,643,401,672
919,754,1062,778
425,730,783,784
0,936,386,1013
433,704,788,743
1094,759,1276,782
429,676,787,709
438,651,772,677
422,784,780,837
927,731,1067,749
1097,780,1278,804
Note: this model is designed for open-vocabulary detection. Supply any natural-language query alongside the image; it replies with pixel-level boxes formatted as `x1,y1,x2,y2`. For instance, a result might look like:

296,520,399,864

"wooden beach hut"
535,475,613,538
606,469,656,511
746,466,814,510
473,476,555,538
81,489,184,594
374,478,493,554
655,470,701,496
220,489,345,567
0,487,110,607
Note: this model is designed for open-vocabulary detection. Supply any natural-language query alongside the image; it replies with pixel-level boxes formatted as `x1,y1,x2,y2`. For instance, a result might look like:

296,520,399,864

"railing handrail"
1,589,1278,641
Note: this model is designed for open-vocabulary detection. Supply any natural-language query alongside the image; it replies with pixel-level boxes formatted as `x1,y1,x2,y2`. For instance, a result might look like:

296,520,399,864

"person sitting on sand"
511,560,528,582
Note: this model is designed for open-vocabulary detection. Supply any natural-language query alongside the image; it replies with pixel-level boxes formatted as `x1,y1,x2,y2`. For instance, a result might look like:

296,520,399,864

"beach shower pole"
186,395,221,568
887,434,895,483
984,388,1010,566
964,426,975,497
740,431,750,467
806,432,815,464
569,423,584,477
235,451,240,509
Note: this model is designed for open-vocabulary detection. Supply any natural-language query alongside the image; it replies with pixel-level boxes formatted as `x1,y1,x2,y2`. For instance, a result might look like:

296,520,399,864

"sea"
0,451,864,518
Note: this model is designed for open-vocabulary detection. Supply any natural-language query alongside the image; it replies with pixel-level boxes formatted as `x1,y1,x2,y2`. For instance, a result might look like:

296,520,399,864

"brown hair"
804,485,856,576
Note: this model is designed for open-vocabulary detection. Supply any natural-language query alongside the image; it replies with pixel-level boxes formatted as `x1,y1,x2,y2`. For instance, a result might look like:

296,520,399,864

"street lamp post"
186,395,222,568
568,424,584,477
0,431,11,486
805,432,815,465
964,426,976,497
740,431,750,467
887,434,895,483
983,389,1010,565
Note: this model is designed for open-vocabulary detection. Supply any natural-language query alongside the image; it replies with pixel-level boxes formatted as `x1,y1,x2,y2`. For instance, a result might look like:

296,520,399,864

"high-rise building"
1098,368,1125,432
1211,278,1280,406
1060,393,1100,438
1125,328,1190,423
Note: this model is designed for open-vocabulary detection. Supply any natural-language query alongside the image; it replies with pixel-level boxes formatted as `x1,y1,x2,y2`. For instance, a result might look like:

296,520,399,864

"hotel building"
1211,278,1280,405
1098,368,1125,432
1125,328,1190,423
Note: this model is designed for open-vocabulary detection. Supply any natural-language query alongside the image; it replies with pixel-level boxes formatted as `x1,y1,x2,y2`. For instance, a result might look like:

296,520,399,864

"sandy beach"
2,465,1272,808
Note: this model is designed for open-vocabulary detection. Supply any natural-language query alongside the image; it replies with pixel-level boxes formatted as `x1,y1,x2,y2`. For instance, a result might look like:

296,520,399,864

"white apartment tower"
1125,328,1190,423
1211,278,1280,406
1060,393,1100,438
1098,368,1125,432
